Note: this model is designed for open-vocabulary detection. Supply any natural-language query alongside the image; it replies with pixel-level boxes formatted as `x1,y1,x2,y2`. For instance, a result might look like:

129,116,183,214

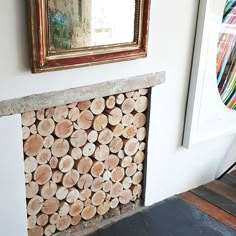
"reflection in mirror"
48,0,137,51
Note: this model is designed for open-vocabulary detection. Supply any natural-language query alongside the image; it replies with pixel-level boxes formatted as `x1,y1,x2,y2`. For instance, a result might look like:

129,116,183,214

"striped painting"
216,0,236,110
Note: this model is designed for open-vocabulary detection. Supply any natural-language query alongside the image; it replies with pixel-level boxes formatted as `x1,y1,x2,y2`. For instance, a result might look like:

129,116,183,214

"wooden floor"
179,170,236,231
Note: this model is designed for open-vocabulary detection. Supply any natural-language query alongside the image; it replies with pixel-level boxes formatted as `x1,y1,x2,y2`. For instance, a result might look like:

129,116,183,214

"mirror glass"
48,0,137,51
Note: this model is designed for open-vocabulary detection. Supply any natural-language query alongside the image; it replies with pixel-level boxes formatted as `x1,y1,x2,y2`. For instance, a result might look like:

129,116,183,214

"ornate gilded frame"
28,0,151,73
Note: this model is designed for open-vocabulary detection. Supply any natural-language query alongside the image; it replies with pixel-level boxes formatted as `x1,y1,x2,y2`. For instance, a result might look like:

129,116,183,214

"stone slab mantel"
0,72,165,117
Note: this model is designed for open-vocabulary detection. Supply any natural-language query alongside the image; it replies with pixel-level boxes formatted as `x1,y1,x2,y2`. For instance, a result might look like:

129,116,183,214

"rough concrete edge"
53,201,145,236
0,72,165,117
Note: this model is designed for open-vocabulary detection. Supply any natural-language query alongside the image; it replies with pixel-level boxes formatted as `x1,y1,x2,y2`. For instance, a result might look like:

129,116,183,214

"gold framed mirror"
28,0,150,73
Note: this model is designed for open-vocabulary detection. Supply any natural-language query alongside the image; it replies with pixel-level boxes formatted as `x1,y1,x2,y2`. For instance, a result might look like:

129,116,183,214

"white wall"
0,0,235,235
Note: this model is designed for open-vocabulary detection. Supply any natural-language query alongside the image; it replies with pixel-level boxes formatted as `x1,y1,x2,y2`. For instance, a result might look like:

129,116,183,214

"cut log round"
58,202,70,216
78,110,94,130
132,184,142,197
55,120,73,139
24,134,44,157
30,124,37,135
103,180,112,192
27,195,43,216
68,102,77,108
37,214,48,226
27,215,37,229
87,130,98,143
43,135,54,148
36,109,45,121
94,144,109,161
34,164,52,185
119,189,132,204
104,154,119,170
77,100,91,111
53,105,69,122
41,181,57,200
126,163,138,177
121,98,135,114
45,108,54,119
62,169,80,188
22,111,36,127
59,155,74,173
118,150,125,159
106,96,116,109
133,91,140,100
122,126,137,139
25,173,32,184
81,205,96,220
38,119,55,137
133,113,146,128
125,91,134,98
139,88,148,95
49,213,59,225
77,157,93,174
68,107,80,121
42,197,60,215
93,114,108,131
22,126,30,140
97,201,110,216
51,139,69,158
82,143,96,157
69,200,84,216
36,148,51,165
79,189,92,201
28,226,43,236
98,128,113,145
108,107,122,126
138,163,144,171
133,171,143,185
49,156,58,169
111,167,125,182
110,182,123,198
116,94,125,105
56,187,69,200
91,98,105,115
110,198,119,209
44,224,56,236
121,156,132,168
77,174,93,189
26,181,39,199
91,162,105,177
66,188,80,203
137,127,146,141
122,114,134,127
122,177,132,190
84,199,92,207
56,215,71,231
132,195,137,202
71,215,81,226
124,138,139,156
71,147,82,160
135,96,148,112
52,170,63,183
139,142,146,151
24,156,38,174
112,124,124,137
103,170,112,181
134,151,145,164
109,137,123,154
91,190,105,206
91,177,104,192
70,130,87,148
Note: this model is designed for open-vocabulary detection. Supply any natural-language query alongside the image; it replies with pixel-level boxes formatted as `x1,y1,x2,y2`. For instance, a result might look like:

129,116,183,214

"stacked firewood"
22,89,149,236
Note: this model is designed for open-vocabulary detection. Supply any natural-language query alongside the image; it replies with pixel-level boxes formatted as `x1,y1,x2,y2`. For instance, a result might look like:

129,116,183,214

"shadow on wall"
15,0,30,73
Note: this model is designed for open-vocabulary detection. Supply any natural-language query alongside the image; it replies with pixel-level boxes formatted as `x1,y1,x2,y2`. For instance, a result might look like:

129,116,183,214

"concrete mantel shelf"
0,72,165,117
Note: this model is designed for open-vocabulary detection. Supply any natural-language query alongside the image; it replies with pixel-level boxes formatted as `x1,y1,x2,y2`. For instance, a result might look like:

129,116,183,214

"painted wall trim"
0,72,165,117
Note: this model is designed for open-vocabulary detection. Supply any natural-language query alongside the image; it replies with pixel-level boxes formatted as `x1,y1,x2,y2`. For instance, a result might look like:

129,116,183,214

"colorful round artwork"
216,0,236,110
